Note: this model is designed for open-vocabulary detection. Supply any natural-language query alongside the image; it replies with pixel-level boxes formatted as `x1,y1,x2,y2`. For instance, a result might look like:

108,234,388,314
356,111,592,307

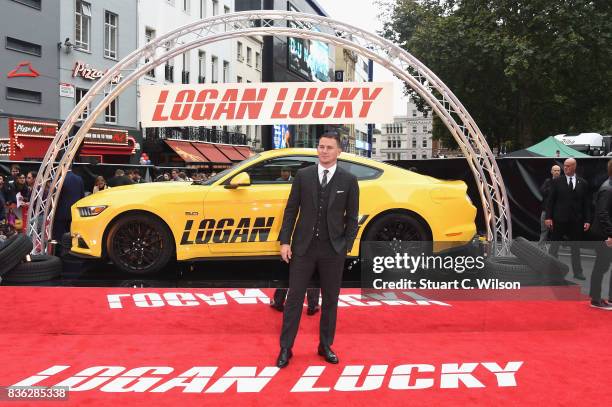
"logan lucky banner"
139,82,393,127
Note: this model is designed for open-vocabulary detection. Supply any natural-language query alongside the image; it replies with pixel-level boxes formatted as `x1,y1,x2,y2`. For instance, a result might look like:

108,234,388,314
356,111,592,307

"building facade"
373,99,433,161
234,35,263,151
0,0,140,164
235,0,335,150
0,0,60,160
139,0,254,168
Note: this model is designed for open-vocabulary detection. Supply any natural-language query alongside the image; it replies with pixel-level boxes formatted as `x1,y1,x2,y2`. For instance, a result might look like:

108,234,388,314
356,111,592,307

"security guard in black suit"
545,158,591,280
276,132,359,368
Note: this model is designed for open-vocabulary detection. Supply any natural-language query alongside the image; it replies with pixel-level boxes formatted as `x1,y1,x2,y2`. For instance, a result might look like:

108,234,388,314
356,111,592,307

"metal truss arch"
27,10,511,255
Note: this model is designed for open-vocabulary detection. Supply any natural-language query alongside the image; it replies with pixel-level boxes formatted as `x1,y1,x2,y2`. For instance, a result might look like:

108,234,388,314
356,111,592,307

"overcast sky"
316,0,409,115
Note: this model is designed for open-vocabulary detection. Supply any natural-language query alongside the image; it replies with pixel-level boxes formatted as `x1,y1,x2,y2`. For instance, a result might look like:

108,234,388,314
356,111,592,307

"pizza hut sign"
72,61,122,84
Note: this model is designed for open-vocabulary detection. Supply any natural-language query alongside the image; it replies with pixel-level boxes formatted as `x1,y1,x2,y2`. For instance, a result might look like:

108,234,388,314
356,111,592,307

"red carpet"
0,287,610,406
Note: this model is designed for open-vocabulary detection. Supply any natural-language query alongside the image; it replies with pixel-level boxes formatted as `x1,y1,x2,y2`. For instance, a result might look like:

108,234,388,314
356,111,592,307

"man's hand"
280,244,292,263
606,237,612,248
584,223,590,231
545,219,553,229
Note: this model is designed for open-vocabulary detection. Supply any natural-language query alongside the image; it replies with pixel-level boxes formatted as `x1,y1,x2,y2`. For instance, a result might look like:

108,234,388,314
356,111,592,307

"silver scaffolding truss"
26,10,511,255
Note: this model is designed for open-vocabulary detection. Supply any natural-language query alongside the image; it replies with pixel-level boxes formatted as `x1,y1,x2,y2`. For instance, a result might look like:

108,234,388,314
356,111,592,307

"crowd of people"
0,164,38,228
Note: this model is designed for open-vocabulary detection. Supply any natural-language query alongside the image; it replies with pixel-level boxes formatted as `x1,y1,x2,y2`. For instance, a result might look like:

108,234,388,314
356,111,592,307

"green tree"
379,0,612,150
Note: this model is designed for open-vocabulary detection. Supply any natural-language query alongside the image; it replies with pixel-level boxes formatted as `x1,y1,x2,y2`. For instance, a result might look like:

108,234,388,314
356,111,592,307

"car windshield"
200,153,261,185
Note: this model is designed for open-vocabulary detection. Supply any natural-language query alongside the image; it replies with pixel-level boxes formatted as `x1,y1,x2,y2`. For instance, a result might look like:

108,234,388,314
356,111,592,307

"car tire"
484,256,542,285
363,212,431,254
510,237,570,283
106,213,174,274
0,234,34,276
3,255,61,283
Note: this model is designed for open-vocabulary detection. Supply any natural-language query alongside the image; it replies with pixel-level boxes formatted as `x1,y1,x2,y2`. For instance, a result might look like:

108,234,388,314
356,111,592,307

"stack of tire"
484,237,570,285
0,234,62,283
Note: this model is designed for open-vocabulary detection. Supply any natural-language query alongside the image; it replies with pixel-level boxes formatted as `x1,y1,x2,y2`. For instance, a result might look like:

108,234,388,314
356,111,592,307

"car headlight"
78,206,108,217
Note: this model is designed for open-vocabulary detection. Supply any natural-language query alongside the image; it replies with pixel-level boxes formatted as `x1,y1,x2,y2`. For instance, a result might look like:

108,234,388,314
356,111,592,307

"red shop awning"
234,145,253,159
164,139,210,163
215,144,245,162
191,142,232,164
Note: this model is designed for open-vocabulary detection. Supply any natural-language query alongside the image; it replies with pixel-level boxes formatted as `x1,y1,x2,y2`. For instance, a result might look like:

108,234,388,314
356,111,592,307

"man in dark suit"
538,164,561,248
545,158,591,280
587,160,612,310
53,169,85,244
276,132,359,368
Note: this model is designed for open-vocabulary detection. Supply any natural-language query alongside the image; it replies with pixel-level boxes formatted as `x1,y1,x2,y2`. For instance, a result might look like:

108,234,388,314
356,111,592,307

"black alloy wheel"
364,213,429,242
106,214,174,274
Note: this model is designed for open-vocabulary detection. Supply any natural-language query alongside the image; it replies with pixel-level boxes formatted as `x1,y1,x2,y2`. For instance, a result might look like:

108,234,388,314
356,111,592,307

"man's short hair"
607,159,612,177
319,131,342,149
115,169,124,176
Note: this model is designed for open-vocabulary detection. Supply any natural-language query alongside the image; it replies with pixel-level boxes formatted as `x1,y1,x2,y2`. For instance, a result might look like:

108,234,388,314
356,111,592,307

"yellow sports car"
70,148,476,274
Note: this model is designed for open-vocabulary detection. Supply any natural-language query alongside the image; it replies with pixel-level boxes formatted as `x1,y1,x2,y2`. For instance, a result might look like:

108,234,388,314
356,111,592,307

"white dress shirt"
318,163,337,185
567,175,575,189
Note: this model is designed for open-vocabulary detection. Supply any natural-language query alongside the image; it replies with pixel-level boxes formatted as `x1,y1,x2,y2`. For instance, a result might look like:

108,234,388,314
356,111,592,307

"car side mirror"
226,172,251,189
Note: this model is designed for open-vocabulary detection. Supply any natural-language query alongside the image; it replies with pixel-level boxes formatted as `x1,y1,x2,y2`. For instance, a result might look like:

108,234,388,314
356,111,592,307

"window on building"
422,138,427,148
6,87,41,103
423,125,428,133
246,47,252,66
412,137,416,148
237,41,243,61
246,79,251,83
255,51,261,70
104,90,117,124
104,11,118,59
211,55,218,82
372,148,376,155
200,0,205,18
237,75,243,83
75,88,90,119
165,49,174,82
223,61,230,82
182,52,190,83
145,28,156,77
412,109,417,117
10,0,42,10
198,50,205,82
183,0,190,13
397,139,402,148
387,139,391,148
412,153,417,159
75,0,92,51
412,125,417,133
422,153,427,159
5,37,42,56
212,0,218,15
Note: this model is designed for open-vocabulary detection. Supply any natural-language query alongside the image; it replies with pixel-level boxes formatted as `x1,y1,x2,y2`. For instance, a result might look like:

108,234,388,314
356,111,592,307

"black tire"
510,236,569,283
363,213,431,255
106,214,174,274
3,255,61,283
0,234,34,276
484,256,542,284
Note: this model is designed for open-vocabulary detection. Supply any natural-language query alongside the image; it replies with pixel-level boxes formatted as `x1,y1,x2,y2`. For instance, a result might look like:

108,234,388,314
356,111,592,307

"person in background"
538,165,561,249
545,158,591,280
52,168,85,244
0,176,6,222
587,159,612,310
107,169,133,187
92,176,108,194
130,170,144,184
171,169,181,181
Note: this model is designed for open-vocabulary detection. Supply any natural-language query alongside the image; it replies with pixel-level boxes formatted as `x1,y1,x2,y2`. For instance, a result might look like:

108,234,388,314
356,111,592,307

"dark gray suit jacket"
279,165,359,256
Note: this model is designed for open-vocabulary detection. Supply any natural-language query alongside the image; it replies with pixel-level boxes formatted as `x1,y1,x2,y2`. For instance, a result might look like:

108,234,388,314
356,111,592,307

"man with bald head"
545,158,591,280
539,164,561,248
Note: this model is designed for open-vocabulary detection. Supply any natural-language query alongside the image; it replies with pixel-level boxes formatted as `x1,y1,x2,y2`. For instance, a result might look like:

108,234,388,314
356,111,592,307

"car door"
204,155,317,255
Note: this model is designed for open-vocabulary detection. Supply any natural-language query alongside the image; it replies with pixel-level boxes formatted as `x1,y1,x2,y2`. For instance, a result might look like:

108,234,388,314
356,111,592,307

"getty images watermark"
360,242,523,293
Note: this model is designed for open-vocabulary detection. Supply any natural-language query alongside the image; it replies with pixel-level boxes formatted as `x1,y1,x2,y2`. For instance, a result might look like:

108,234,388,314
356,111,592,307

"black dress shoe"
306,306,319,316
270,301,284,312
276,348,292,368
317,344,339,364
574,272,586,281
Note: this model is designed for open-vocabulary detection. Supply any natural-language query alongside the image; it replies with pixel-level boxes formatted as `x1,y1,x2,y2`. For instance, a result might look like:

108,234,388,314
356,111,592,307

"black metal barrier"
392,157,610,239
2,157,610,239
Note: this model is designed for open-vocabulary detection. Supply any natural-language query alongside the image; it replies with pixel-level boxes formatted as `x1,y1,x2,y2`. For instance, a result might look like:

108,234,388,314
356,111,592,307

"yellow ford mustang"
70,148,476,274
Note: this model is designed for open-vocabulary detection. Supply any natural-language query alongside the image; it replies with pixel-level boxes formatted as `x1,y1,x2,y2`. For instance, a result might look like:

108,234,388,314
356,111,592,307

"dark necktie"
321,169,329,188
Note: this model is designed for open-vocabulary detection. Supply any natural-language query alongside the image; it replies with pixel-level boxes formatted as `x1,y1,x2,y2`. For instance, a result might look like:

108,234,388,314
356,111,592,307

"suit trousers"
590,242,612,301
280,238,345,349
548,220,584,274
